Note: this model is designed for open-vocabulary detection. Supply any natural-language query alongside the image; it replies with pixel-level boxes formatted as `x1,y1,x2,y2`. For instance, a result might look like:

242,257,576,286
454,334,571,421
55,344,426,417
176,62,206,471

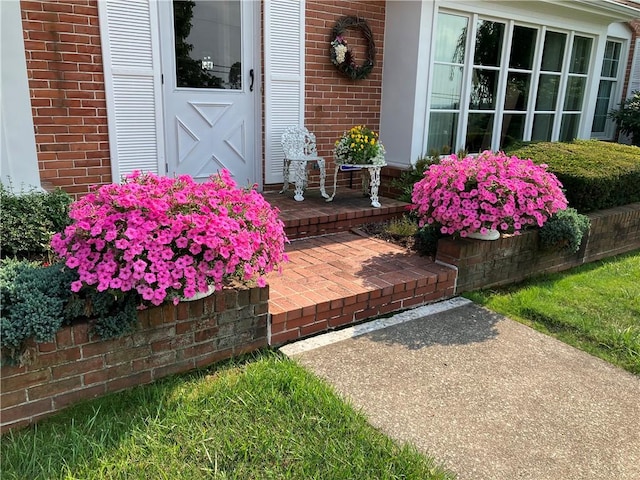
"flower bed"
52,171,287,306
411,151,567,237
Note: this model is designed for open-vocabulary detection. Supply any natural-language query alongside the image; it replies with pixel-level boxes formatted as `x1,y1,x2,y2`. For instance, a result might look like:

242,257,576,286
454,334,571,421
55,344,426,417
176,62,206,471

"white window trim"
591,37,629,140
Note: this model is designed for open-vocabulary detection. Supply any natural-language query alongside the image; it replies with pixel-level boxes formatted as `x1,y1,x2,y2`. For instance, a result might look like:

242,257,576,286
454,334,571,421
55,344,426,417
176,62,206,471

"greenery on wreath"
330,16,376,80
334,125,385,165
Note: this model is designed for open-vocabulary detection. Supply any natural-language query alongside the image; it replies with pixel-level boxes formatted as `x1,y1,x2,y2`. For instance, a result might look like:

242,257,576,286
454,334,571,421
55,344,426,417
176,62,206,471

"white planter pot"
181,285,216,302
467,229,500,241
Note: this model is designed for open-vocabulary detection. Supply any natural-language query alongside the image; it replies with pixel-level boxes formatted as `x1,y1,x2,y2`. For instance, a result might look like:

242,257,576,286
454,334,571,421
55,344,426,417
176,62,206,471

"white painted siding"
0,0,41,191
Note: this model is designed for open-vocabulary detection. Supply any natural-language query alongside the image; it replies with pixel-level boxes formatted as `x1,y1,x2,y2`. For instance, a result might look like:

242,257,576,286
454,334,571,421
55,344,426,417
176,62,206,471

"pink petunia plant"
51,170,288,306
411,151,568,237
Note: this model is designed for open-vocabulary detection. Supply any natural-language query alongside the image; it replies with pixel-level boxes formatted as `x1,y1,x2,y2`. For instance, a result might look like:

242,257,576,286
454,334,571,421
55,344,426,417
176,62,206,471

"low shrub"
392,153,441,203
0,183,72,259
609,90,640,146
538,208,591,254
384,216,418,238
0,259,138,364
414,224,444,257
506,140,640,213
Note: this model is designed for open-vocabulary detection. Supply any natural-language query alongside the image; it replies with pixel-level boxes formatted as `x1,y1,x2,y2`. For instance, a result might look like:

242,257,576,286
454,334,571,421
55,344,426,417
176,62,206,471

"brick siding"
303,0,385,190
0,285,269,433
20,0,111,198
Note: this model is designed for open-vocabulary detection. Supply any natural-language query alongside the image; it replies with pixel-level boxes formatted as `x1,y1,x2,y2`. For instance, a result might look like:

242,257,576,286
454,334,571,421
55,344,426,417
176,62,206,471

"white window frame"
426,8,597,153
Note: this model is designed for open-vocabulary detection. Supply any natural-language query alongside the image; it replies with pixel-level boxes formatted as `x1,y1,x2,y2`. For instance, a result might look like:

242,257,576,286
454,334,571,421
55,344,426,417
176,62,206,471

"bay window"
427,11,595,153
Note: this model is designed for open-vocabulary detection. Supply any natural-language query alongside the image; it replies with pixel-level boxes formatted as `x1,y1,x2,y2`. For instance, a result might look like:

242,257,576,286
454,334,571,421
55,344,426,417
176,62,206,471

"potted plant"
51,170,288,306
410,151,568,239
334,125,386,166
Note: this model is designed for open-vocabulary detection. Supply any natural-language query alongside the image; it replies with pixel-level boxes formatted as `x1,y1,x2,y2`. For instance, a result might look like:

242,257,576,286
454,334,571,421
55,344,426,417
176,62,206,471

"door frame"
155,0,263,187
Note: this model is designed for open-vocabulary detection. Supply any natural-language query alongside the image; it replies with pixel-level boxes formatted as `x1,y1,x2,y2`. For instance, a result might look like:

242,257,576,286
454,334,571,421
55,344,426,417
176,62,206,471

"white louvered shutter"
98,0,164,181
263,0,305,184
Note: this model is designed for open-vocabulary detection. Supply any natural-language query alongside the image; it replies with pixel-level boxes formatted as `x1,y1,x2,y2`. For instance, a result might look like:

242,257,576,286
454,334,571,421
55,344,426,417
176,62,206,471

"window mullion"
458,13,478,153
493,20,514,151
553,31,573,141
524,26,545,141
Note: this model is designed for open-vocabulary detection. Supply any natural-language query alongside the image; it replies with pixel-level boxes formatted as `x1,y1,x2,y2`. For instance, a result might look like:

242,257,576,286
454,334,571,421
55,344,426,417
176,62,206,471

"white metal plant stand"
327,162,386,208
280,126,328,202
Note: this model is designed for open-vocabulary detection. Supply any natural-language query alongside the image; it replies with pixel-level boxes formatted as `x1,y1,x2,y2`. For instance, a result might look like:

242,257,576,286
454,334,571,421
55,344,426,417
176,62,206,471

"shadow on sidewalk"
364,303,501,350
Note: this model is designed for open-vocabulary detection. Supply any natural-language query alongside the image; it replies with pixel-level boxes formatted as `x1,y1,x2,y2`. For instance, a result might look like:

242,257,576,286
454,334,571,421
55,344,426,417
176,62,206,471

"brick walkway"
266,231,456,345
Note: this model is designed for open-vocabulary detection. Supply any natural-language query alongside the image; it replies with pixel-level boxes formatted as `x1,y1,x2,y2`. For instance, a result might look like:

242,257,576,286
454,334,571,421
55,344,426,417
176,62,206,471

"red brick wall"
0,285,269,433
20,0,111,198
436,203,640,294
304,0,385,188
622,19,640,99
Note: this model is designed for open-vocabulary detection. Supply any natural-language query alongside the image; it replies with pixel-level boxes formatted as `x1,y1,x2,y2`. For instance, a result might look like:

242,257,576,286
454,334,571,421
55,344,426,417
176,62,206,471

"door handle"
249,69,254,92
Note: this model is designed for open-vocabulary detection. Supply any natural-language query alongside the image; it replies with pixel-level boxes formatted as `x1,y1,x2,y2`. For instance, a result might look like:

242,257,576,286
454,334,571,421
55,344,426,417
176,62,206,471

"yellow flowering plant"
334,125,386,165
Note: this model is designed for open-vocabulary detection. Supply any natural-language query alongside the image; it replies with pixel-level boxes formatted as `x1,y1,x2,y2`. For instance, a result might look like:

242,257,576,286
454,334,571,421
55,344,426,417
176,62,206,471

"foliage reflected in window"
173,0,222,88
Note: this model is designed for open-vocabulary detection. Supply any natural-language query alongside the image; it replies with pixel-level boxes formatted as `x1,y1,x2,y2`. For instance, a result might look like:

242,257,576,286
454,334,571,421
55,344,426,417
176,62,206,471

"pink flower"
411,151,567,237
51,170,288,305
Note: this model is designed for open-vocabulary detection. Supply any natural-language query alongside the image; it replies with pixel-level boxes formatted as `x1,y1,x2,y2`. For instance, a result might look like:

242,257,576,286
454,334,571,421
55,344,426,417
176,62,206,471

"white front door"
159,0,259,185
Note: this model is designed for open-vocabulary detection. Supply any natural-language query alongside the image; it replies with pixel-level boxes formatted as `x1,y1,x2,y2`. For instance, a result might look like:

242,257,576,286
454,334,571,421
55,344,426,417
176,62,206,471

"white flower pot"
467,229,500,241
181,285,216,302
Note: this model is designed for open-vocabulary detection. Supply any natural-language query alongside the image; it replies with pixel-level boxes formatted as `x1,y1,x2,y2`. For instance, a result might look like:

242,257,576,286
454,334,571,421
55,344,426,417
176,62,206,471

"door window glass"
173,0,242,89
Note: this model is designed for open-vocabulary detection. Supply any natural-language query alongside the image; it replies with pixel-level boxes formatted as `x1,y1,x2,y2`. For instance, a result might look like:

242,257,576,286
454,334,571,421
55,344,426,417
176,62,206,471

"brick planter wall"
1,286,269,433
436,204,640,293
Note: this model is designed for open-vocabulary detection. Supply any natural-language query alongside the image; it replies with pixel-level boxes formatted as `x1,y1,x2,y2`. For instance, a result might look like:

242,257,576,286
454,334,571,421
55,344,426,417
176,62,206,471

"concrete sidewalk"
280,298,640,480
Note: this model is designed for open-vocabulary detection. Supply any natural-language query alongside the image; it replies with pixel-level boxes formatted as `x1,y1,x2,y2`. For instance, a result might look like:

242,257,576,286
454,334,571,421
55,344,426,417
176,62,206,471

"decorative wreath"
330,16,376,81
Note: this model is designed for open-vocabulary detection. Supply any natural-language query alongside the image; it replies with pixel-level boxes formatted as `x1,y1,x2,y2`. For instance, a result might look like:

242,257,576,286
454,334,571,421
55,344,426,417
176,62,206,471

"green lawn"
1,351,454,480
464,251,640,374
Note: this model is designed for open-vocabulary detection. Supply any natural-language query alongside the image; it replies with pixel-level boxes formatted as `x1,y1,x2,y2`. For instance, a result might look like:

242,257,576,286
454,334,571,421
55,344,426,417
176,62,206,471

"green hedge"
506,140,640,213
0,183,72,258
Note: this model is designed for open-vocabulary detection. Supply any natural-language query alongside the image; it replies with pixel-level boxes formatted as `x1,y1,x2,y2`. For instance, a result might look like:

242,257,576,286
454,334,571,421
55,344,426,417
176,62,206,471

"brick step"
262,189,408,240
266,231,457,346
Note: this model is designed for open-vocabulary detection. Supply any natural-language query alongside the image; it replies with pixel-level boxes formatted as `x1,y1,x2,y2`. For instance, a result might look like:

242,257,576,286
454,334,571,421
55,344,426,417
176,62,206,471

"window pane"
435,13,469,63
532,114,555,141
536,75,560,110
504,72,531,111
564,76,586,111
510,26,537,69
431,65,464,109
501,114,526,149
474,20,505,67
470,69,499,110
174,0,242,89
541,31,566,72
427,112,458,154
601,41,621,77
466,113,494,152
570,36,592,74
560,114,580,141
592,80,614,133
